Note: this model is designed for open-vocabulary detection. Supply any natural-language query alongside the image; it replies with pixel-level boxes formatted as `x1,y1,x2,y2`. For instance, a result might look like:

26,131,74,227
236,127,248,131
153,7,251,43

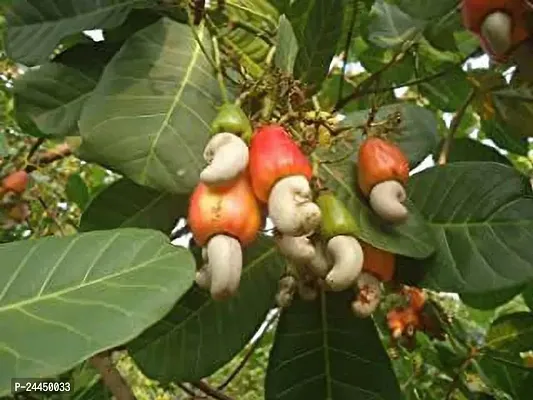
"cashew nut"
200,234,242,301
275,233,316,265
200,132,249,186
276,275,297,308
195,247,212,290
369,180,408,223
351,272,382,318
481,11,512,55
268,175,322,236
308,240,331,278
324,235,363,291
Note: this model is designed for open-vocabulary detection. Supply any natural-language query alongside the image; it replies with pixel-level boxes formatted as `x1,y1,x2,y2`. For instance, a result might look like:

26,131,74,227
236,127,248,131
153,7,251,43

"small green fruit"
316,192,358,241
211,104,252,142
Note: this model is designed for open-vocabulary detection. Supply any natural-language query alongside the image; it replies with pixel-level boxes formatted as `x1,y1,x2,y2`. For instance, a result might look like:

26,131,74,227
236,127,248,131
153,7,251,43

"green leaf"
486,312,533,354
418,67,472,112
393,0,458,21
4,0,146,65
478,355,532,400
14,42,118,137
275,15,299,74
287,0,344,91
367,0,425,49
461,286,526,311
0,228,195,396
342,103,440,168
434,138,511,165
80,178,187,234
265,292,401,400
482,119,529,156
523,284,533,311
492,80,533,138
0,131,7,157
405,162,533,294
79,19,223,194
128,236,284,382
65,174,90,211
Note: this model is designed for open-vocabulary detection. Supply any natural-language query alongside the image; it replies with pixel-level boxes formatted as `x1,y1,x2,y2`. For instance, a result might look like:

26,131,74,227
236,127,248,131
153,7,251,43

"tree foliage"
0,0,532,399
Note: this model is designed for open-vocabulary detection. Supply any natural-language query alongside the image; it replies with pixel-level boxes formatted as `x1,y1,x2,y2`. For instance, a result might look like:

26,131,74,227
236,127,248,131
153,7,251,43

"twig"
217,309,280,390
26,138,45,161
89,351,136,400
212,35,229,104
228,19,274,46
37,196,66,236
177,383,198,397
25,142,72,173
190,381,234,400
337,0,358,105
438,89,476,165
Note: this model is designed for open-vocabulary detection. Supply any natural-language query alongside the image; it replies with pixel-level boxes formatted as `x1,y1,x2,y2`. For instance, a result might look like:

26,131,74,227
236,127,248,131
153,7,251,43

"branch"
217,309,280,390
438,89,476,165
337,0,359,105
25,142,72,173
190,381,234,400
89,351,137,400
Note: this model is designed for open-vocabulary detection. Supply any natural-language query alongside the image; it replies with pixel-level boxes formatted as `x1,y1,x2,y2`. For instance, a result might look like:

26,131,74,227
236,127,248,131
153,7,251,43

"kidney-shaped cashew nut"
200,234,243,301
481,11,512,56
369,180,408,223
325,235,363,291
275,234,316,265
351,272,382,318
268,175,322,237
200,132,249,186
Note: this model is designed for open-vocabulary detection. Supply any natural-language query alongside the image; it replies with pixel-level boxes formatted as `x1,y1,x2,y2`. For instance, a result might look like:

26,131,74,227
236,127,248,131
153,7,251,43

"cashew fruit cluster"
461,0,532,70
188,105,260,301
357,137,410,223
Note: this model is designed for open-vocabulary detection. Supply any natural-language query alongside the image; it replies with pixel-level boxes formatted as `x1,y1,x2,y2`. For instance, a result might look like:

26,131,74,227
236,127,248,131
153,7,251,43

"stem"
337,0,358,104
25,142,72,173
212,35,229,104
89,352,136,400
438,89,476,165
26,137,45,161
190,381,234,400
37,196,66,236
228,19,274,45
217,309,280,390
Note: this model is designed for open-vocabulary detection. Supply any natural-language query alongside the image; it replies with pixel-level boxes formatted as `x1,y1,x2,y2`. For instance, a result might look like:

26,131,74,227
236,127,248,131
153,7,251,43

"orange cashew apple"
0,170,29,198
358,137,409,223
361,242,396,283
249,125,321,237
188,173,261,300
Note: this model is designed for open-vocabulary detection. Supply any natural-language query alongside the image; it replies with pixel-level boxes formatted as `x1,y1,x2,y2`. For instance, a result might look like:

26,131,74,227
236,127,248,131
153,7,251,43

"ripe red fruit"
361,242,396,282
188,173,261,247
357,137,409,197
248,125,312,202
1,170,29,194
403,286,426,312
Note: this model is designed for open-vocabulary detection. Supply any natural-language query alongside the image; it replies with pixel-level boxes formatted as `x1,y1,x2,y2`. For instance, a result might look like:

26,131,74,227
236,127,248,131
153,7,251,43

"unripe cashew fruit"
403,286,426,312
351,272,382,318
316,192,363,291
361,241,396,282
249,125,321,236
0,170,29,197
200,132,249,186
276,275,297,308
210,104,253,142
274,232,316,265
357,137,409,223
188,174,261,300
462,0,529,58
386,306,422,339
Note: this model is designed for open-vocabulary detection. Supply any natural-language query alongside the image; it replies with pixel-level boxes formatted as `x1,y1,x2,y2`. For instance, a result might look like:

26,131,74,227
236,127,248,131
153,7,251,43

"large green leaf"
14,42,118,137
0,228,195,396
392,0,458,21
405,162,533,294
486,312,533,354
481,118,529,156
4,0,146,65
367,0,425,48
275,15,298,74
65,173,90,211
128,236,284,382
434,138,511,166
460,285,526,311
342,103,440,168
79,19,223,194
524,284,533,311
478,355,532,400
492,79,533,139
80,178,187,234
287,0,344,91
265,292,401,400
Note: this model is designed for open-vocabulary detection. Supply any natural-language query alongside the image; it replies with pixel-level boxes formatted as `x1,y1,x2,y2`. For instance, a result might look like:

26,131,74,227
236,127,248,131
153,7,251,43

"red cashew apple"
188,173,261,300
0,170,29,197
387,307,422,339
249,125,321,236
361,242,396,282
358,137,410,223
